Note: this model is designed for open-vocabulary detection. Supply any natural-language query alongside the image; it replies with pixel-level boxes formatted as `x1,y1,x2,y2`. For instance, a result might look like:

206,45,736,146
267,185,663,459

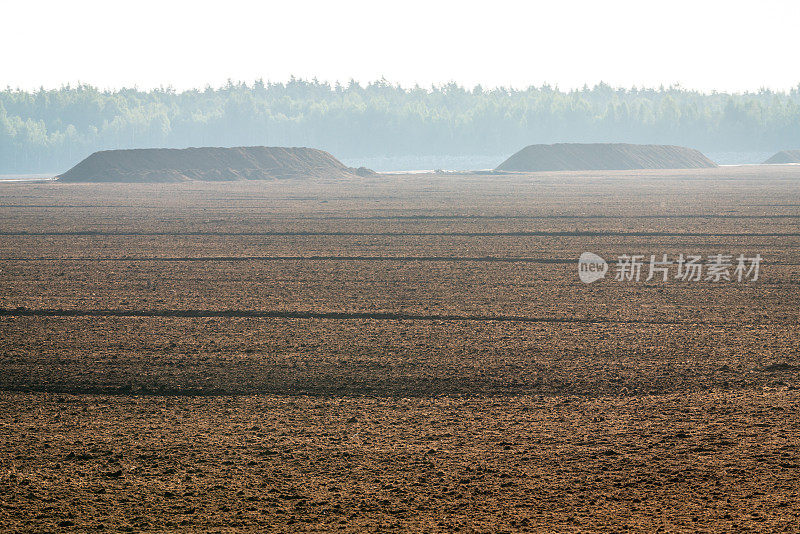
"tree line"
1,79,799,172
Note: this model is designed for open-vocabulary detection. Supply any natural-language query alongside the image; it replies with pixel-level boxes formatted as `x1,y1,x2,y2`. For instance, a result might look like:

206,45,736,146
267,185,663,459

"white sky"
3,0,799,93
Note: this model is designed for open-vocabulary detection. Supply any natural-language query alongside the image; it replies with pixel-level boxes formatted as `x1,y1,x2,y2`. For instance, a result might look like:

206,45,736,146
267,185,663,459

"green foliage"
1,80,799,172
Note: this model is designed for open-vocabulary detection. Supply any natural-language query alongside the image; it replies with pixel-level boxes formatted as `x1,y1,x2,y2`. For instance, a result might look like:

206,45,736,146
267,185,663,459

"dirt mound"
57,146,371,182
496,143,717,172
763,150,800,164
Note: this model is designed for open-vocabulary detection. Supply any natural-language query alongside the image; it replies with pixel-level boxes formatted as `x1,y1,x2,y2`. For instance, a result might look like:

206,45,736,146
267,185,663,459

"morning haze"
1,1,799,532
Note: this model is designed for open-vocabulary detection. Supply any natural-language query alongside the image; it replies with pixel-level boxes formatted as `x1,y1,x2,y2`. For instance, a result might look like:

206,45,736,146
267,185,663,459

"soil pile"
496,143,717,171
57,146,370,182
763,150,800,164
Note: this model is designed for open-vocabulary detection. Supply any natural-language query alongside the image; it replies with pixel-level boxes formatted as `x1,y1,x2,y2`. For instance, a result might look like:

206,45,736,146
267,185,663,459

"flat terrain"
1,165,799,531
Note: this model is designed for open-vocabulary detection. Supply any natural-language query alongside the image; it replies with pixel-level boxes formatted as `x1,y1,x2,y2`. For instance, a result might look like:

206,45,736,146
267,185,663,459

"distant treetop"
1,80,799,173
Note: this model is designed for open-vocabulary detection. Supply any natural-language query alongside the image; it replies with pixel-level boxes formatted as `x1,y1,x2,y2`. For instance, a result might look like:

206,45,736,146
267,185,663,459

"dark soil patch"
496,143,717,171
57,146,370,182
764,150,800,164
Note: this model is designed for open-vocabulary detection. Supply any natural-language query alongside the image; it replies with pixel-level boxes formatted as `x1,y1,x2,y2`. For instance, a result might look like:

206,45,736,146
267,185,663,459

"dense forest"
1,79,800,172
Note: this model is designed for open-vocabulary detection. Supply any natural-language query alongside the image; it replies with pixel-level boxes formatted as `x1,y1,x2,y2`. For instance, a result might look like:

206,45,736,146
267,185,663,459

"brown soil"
764,150,800,164
2,391,798,532
496,143,717,171
1,165,799,531
56,146,369,182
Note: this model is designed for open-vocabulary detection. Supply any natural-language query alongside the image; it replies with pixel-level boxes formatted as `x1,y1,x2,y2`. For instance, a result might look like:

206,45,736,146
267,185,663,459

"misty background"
2,80,799,173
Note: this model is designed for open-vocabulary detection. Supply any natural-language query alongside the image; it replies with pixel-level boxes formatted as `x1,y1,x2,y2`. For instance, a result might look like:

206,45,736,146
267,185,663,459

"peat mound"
763,150,800,164
496,143,717,172
57,146,372,182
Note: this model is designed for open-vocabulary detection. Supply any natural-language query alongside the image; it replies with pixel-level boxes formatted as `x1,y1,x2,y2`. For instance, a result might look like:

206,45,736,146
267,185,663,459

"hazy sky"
4,0,799,92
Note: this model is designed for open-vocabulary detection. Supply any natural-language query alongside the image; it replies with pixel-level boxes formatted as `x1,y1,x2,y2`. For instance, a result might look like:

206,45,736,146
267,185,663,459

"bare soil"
764,150,800,164
2,392,798,532
56,147,367,182
0,164,799,532
496,143,717,171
